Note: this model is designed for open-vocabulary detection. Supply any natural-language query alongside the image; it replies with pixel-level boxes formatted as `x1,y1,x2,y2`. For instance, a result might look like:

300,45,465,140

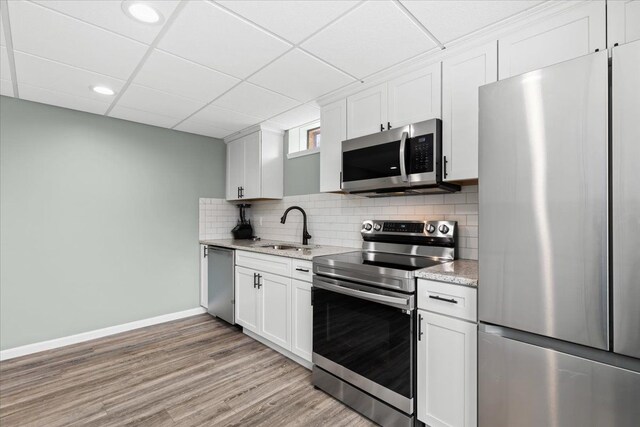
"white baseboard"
0,307,207,361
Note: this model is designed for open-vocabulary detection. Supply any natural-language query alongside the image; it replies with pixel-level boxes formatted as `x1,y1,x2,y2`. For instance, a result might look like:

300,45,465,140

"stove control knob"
373,223,382,231
364,223,372,231
439,224,450,234
426,224,436,233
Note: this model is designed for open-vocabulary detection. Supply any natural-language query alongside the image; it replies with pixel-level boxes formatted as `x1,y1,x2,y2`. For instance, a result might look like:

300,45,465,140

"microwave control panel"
409,134,434,174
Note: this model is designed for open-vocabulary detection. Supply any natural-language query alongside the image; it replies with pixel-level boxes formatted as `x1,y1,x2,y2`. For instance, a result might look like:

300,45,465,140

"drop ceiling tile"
268,103,321,130
1,79,14,97
248,49,354,102
32,0,179,44
301,1,437,78
133,49,240,103
116,84,206,120
1,46,11,80
211,82,299,119
18,83,110,115
158,0,291,79
14,51,125,102
109,105,181,128
189,104,262,133
217,0,359,44
400,0,544,43
9,0,147,79
174,117,232,139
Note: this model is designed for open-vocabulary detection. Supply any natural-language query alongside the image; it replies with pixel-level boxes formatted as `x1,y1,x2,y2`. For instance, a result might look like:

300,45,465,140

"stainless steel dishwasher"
206,246,235,324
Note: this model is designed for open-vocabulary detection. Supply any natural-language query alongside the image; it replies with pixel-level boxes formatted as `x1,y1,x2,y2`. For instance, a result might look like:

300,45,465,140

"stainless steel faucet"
280,206,312,245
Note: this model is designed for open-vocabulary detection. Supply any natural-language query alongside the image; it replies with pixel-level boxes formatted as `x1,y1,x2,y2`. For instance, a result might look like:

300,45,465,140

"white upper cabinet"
346,65,443,140
388,63,442,128
226,137,245,200
608,0,640,48
442,41,497,182
498,1,606,79
225,127,284,201
320,99,347,193
241,131,261,200
347,83,388,139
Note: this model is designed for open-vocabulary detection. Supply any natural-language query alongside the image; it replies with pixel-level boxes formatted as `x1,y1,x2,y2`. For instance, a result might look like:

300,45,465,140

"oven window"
313,287,414,399
342,141,401,182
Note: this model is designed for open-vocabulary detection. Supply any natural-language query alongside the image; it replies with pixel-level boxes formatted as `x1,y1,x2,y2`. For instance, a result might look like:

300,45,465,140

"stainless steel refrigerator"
478,41,640,427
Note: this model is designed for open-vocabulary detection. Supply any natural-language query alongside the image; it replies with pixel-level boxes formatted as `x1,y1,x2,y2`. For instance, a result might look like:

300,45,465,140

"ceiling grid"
0,0,548,138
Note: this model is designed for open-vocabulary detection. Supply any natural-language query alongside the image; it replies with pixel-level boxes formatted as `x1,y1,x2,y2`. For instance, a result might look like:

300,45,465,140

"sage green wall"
0,96,226,350
283,131,320,196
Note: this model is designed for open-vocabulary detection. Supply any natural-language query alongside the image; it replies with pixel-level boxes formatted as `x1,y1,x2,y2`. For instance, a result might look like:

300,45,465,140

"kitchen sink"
259,244,320,251
260,244,298,250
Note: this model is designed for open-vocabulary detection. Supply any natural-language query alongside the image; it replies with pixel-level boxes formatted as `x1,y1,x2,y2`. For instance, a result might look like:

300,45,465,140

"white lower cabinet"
259,272,291,350
417,279,477,427
235,266,260,334
235,251,313,365
291,279,313,361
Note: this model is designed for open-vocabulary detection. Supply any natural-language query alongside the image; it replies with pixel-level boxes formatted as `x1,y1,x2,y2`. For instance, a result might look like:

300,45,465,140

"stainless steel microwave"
341,119,460,196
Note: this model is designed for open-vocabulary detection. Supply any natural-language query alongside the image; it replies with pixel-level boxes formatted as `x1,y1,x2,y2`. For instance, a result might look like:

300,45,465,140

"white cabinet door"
498,1,605,79
235,266,259,333
347,83,388,139
608,0,640,48
442,42,497,182
417,310,477,427
242,131,261,200
291,279,312,362
320,99,347,193
226,138,244,201
200,245,208,308
259,272,291,351
388,63,442,128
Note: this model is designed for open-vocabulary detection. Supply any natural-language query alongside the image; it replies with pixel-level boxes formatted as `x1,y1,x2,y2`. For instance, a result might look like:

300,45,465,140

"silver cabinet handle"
313,277,411,310
399,131,409,182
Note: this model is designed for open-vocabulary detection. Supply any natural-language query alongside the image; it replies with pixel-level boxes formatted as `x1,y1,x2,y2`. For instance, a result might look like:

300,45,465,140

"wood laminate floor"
0,314,376,426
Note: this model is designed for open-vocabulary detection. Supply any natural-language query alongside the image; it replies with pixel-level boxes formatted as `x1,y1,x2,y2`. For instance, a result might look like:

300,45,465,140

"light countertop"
415,259,478,287
199,239,357,261
200,239,478,285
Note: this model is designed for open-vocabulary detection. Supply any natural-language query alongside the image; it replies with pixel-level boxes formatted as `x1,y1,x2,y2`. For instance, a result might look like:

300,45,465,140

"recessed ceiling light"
122,1,163,25
91,86,116,96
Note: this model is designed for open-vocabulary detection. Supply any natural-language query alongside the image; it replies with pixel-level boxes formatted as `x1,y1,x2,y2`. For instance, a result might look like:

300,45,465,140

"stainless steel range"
312,219,457,427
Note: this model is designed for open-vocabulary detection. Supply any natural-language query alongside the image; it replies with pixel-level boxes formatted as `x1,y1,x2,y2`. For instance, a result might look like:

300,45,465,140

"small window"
307,126,321,150
287,120,320,159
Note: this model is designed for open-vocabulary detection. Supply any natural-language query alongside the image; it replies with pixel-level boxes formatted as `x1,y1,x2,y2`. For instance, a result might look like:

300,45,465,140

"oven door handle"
399,131,409,182
313,277,412,311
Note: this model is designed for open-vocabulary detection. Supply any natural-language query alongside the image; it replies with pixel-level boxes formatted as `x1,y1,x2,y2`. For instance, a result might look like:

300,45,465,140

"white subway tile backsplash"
199,185,479,260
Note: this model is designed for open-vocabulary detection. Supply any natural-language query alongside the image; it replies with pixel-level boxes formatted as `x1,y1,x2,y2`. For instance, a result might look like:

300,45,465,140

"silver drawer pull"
429,295,458,304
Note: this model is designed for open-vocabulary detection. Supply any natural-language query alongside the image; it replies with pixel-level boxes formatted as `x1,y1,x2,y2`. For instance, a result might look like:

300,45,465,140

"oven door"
341,126,410,192
312,275,415,414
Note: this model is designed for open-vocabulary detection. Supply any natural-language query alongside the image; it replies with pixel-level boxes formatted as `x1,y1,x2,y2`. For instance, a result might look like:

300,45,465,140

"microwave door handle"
399,131,409,182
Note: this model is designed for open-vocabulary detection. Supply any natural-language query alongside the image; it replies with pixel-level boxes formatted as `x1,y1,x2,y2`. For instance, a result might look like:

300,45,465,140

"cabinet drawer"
236,250,291,277
291,260,313,282
417,279,477,322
